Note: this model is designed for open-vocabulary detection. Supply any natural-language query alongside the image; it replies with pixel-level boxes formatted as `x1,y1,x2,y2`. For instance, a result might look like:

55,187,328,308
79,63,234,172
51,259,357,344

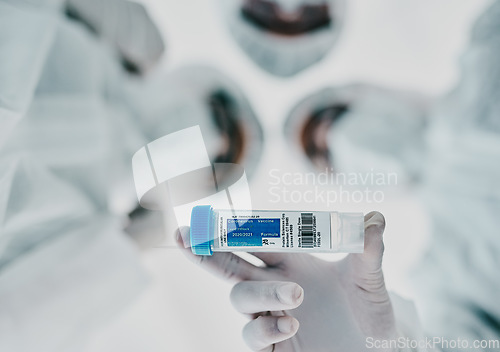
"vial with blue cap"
190,205,364,255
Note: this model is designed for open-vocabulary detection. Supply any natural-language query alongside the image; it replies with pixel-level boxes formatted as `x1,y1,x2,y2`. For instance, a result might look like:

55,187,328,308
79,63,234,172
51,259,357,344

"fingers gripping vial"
190,205,364,255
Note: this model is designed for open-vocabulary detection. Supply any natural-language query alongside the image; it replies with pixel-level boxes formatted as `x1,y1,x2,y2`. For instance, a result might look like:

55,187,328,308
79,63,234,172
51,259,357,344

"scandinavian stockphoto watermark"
366,336,500,351
268,168,398,206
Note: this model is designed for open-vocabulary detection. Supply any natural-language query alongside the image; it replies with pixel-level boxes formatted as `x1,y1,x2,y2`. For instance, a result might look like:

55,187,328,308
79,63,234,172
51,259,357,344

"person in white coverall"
0,1,165,351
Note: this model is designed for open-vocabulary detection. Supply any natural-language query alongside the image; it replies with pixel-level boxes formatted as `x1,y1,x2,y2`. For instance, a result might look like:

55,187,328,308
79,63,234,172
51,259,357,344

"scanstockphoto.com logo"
366,336,500,351
268,168,398,206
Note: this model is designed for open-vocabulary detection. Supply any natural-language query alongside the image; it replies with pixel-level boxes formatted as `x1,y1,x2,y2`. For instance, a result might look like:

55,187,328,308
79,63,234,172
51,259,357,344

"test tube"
190,205,364,255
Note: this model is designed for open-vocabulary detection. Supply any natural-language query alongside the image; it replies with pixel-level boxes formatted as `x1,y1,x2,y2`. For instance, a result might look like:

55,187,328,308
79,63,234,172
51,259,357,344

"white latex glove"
66,0,165,73
177,212,400,352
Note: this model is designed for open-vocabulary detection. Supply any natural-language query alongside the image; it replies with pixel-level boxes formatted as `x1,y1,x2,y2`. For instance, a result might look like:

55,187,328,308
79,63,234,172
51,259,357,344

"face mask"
221,0,345,77
284,84,427,184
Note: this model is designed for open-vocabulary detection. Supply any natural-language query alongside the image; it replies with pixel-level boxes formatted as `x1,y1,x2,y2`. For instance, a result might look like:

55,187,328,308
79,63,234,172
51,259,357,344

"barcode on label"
300,213,314,248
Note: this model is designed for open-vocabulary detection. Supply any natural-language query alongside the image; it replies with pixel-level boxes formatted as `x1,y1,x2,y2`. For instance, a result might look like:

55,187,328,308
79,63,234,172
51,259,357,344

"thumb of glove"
354,211,386,279
348,211,387,294
344,212,397,339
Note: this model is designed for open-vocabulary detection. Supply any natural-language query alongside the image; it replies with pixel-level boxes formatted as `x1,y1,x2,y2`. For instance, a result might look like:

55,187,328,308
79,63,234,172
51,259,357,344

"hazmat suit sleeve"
412,0,500,349
0,2,149,351
0,0,59,146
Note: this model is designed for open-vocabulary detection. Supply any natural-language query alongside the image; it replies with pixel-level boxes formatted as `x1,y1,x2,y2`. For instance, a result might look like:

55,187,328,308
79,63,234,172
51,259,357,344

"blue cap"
190,205,214,256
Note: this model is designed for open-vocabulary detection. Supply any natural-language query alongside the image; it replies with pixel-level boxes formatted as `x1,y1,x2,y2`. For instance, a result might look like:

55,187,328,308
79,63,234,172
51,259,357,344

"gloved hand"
176,211,400,351
66,0,165,73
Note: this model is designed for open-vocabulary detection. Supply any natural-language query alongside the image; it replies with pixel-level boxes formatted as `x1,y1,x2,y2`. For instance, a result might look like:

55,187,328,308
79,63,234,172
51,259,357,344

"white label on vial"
216,210,331,250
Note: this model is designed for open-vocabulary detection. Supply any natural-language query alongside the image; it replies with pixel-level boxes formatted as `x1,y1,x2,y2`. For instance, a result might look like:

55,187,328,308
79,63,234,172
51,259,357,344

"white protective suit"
0,1,173,351
412,0,500,348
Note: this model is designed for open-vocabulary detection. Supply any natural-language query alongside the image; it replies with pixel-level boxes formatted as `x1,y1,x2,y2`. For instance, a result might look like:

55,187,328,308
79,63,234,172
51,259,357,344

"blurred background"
0,0,494,351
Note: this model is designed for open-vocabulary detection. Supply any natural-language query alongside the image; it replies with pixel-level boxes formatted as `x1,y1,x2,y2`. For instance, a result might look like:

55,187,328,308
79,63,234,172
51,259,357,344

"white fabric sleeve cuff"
390,292,440,352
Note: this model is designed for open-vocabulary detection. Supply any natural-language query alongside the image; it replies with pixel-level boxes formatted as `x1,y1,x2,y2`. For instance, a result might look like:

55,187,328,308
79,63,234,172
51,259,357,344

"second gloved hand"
177,212,399,352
